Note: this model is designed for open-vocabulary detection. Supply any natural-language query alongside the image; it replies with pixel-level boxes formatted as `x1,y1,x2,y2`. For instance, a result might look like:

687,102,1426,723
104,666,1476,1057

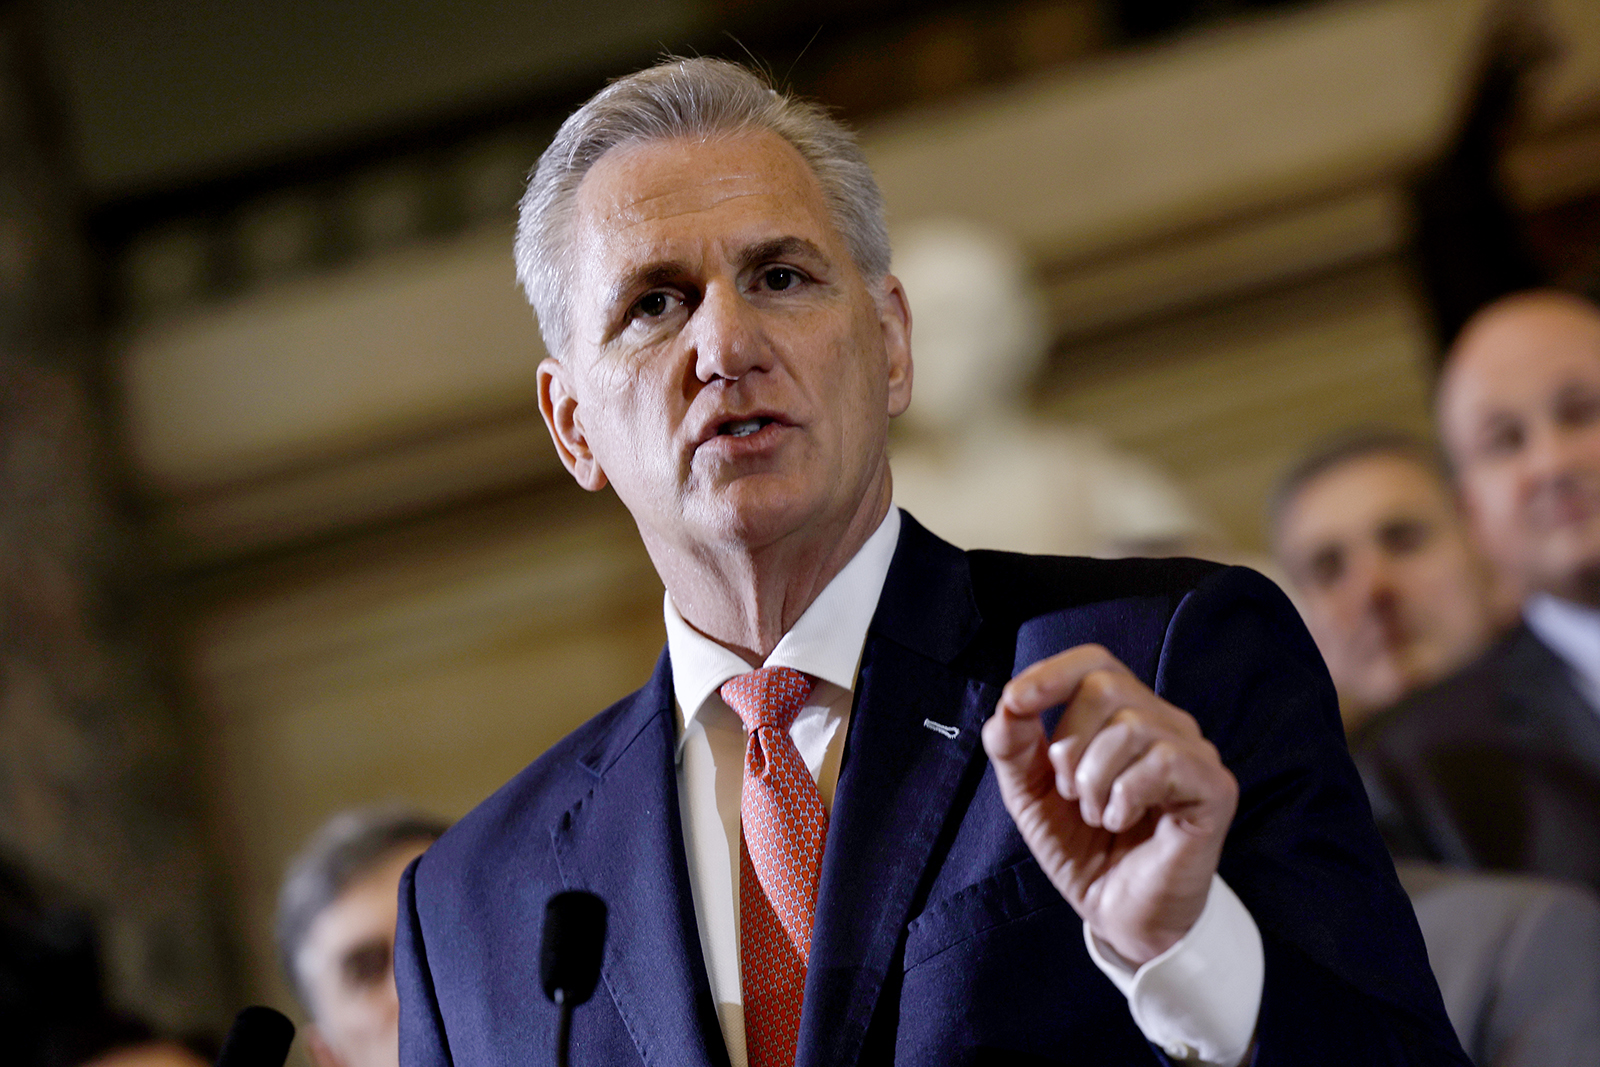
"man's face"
1439,295,1600,606
295,842,429,1067
1276,452,1492,724
538,130,912,558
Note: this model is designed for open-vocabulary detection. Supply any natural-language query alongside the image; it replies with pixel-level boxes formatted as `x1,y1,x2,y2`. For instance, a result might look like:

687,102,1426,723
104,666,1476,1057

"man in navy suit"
393,58,1465,1067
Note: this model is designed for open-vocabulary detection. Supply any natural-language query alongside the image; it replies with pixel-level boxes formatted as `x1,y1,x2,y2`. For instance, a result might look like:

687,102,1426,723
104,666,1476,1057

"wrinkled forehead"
1441,302,1600,423
569,131,838,266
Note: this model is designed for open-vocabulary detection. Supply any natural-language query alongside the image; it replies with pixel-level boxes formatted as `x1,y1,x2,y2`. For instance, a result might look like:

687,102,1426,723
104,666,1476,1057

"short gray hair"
514,57,892,359
275,805,449,1016
1268,426,1452,545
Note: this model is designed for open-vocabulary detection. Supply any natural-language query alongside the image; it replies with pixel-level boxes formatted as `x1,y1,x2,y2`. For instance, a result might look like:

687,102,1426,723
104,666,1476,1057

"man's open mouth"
719,417,775,439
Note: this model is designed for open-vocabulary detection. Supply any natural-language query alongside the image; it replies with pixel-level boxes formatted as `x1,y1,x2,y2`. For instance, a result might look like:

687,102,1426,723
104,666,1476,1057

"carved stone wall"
0,5,233,1035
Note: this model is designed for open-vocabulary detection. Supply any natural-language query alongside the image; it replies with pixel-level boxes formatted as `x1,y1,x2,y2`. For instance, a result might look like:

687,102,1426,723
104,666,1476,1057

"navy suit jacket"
395,514,1466,1066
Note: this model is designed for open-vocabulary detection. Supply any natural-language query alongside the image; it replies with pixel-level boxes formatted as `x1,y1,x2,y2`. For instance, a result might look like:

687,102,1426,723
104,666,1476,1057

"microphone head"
540,890,607,1006
215,1005,295,1067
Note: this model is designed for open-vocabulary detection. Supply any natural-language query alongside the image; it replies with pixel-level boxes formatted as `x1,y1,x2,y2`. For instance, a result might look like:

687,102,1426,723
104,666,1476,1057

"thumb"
982,703,1055,804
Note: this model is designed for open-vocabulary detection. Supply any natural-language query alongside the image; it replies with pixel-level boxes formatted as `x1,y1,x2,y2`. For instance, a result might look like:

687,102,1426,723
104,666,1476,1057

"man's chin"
1552,550,1600,607
687,484,822,548
1344,647,1408,710
1352,673,1407,713
1527,519,1600,600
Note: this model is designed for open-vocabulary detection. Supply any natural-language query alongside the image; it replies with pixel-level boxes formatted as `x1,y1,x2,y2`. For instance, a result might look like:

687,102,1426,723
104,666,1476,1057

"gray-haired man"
394,57,1464,1067
278,807,448,1067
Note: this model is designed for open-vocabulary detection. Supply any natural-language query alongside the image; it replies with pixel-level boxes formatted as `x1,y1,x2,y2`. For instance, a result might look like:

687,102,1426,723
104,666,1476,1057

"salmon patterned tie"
719,666,824,1067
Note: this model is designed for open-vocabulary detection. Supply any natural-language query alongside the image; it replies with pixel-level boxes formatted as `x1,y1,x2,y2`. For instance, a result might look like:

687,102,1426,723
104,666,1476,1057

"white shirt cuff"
1084,874,1263,1067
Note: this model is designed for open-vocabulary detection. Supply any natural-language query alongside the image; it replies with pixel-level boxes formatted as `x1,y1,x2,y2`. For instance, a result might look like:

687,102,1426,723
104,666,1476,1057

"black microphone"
540,890,607,1067
214,1005,295,1067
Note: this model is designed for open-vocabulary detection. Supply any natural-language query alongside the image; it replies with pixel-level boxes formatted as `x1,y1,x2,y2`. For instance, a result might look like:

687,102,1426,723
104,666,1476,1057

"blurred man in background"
277,807,448,1067
1271,429,1499,729
1358,290,1600,894
1272,430,1600,1067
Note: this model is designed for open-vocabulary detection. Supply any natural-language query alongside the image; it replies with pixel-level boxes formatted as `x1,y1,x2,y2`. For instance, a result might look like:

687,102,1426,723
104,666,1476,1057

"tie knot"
719,666,815,733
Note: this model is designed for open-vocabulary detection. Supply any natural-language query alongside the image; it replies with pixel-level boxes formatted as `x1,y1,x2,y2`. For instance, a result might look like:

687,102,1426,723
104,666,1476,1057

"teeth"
723,418,765,438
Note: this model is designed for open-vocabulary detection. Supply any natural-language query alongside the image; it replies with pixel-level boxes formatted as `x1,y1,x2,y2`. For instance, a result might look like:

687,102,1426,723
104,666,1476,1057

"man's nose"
690,282,771,383
1533,420,1597,487
1351,550,1399,613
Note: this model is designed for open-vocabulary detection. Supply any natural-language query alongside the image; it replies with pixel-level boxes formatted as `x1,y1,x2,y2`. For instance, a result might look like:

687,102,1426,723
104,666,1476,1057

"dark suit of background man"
1358,291,1600,894
393,58,1464,1067
1271,430,1600,1067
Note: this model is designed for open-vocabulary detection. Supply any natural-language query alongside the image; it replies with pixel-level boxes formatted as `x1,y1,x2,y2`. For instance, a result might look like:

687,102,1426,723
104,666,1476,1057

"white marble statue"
889,218,1205,557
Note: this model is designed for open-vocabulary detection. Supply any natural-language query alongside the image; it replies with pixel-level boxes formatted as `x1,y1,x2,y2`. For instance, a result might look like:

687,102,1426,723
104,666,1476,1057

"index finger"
985,645,1126,772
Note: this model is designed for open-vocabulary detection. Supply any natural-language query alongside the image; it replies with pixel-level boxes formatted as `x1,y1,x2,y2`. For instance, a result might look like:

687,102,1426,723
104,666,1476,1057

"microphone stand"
554,988,573,1067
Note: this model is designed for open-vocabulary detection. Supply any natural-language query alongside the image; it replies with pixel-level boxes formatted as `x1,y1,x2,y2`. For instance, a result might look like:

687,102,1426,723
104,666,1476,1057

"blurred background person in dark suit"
1271,429,1600,1067
1359,291,1600,894
277,808,448,1067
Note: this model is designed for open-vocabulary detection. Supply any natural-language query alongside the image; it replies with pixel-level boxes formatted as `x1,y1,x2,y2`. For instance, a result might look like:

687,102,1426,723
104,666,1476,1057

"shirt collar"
1524,593,1600,694
664,508,902,746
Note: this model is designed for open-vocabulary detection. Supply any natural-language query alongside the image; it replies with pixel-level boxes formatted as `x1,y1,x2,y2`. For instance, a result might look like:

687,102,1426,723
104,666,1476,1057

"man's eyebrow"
736,236,829,272
603,237,831,311
605,261,688,311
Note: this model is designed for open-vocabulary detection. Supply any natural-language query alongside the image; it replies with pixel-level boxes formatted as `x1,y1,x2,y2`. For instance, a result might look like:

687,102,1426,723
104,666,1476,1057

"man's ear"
537,356,609,492
878,274,914,418
305,1026,348,1067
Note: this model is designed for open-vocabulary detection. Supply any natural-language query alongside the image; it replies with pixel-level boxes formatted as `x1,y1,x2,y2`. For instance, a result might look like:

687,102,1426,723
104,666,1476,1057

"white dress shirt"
667,508,1263,1066
1524,593,1600,712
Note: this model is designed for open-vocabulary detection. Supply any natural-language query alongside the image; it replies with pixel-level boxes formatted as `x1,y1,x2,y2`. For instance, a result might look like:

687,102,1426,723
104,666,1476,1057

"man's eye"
1555,386,1600,429
633,292,670,318
1479,420,1524,458
1378,519,1429,555
1308,548,1344,588
341,942,391,988
762,266,801,291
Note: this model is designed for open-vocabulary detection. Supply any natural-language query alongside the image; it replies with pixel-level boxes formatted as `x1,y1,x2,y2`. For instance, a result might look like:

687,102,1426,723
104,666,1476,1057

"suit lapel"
795,514,996,1067
550,652,730,1067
